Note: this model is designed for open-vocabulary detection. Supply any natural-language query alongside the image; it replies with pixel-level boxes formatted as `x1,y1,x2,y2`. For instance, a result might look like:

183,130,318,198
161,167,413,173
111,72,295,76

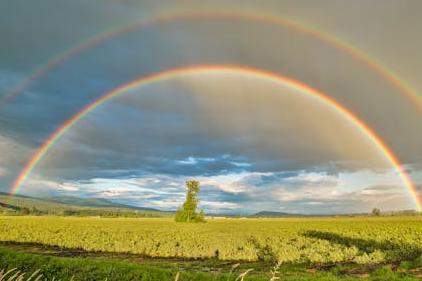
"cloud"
176,157,199,165
21,167,419,214
176,156,220,165
199,200,240,212
0,134,34,188
26,74,405,184
0,167,7,178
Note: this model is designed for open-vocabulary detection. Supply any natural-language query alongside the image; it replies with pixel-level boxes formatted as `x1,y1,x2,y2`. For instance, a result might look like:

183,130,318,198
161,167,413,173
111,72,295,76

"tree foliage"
372,208,381,216
175,180,205,223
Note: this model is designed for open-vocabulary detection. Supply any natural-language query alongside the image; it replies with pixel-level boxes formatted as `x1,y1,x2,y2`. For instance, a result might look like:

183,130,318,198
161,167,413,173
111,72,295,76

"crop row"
0,216,421,264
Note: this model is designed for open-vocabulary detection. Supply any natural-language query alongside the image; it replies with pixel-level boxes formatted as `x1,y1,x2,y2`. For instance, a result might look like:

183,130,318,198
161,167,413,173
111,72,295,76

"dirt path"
1,241,421,279
0,241,268,275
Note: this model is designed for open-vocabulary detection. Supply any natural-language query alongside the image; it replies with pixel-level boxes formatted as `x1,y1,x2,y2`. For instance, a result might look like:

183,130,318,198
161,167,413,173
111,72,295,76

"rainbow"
10,65,422,210
2,11,421,111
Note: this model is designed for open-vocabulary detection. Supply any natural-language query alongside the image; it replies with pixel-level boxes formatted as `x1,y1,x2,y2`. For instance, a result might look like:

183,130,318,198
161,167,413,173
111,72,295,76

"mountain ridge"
0,192,169,216
252,210,307,217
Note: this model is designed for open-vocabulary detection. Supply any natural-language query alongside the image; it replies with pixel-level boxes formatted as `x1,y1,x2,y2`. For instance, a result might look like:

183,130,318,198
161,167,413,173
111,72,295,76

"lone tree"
175,180,205,223
372,208,381,216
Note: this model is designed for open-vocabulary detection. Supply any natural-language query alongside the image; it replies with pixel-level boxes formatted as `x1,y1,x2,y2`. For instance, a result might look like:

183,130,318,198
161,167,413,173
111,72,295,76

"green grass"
0,247,277,281
0,247,420,280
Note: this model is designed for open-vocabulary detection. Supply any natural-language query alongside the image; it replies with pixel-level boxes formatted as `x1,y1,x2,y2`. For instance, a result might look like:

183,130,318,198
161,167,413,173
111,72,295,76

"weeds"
0,268,42,281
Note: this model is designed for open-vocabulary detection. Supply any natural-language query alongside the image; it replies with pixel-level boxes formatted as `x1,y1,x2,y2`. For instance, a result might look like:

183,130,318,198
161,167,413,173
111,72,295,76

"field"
0,215,422,280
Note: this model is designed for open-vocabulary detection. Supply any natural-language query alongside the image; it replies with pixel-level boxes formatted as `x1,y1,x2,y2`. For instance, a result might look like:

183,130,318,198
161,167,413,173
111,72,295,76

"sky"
0,0,421,214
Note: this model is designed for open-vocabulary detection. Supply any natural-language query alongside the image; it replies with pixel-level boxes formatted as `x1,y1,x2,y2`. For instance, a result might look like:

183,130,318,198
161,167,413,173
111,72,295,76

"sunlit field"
0,216,421,263
0,215,421,280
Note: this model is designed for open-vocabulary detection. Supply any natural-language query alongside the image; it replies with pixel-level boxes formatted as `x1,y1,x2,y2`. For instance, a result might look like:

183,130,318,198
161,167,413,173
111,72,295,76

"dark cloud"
33,75,397,180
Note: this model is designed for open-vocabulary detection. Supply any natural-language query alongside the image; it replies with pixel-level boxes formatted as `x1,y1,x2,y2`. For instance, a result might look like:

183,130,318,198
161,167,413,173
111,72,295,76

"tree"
20,207,30,215
175,180,205,223
372,208,381,216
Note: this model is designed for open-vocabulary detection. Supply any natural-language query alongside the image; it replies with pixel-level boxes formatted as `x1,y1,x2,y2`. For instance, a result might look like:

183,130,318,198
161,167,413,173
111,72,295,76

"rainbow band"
2,11,421,111
10,65,422,210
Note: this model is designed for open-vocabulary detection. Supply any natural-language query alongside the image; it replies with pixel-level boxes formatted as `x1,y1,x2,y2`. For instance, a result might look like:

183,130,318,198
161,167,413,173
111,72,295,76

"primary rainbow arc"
10,65,422,211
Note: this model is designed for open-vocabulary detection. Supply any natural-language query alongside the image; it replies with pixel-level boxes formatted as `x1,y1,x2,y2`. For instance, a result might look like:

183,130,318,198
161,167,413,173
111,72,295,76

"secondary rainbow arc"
2,11,421,111
10,65,422,210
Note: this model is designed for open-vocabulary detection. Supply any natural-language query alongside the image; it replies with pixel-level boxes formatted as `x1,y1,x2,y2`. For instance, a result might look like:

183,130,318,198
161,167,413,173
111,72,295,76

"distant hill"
0,192,36,199
48,195,159,212
252,211,306,217
0,192,169,217
0,192,72,212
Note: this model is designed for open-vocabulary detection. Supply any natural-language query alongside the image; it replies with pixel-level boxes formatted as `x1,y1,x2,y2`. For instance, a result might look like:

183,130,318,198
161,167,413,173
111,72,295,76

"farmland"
0,216,421,264
0,215,422,280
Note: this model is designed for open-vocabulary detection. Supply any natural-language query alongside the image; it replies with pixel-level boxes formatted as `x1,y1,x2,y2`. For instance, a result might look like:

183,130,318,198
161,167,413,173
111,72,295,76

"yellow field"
1,216,421,264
